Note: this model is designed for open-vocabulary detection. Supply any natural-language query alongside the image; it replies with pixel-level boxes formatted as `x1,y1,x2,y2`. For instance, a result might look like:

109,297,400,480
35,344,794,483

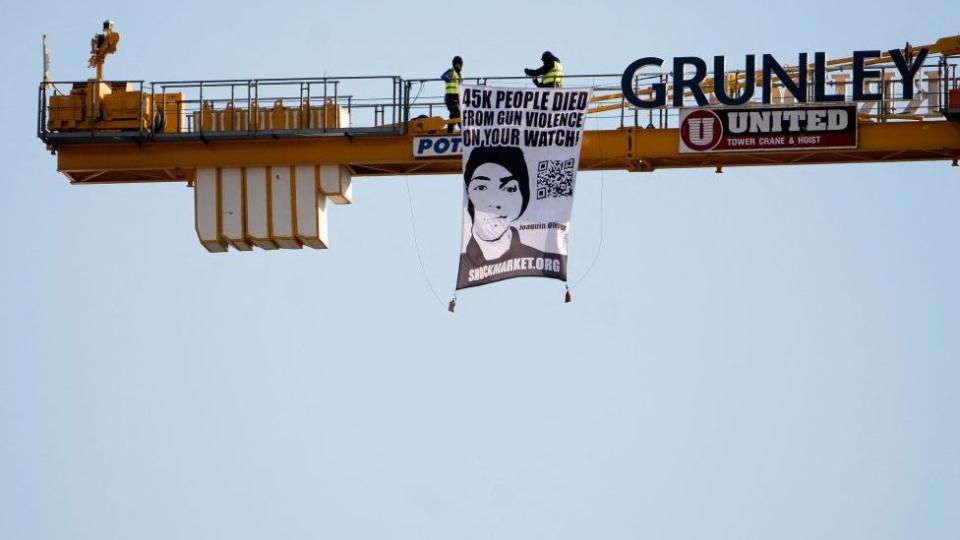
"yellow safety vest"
445,69,461,95
542,62,564,87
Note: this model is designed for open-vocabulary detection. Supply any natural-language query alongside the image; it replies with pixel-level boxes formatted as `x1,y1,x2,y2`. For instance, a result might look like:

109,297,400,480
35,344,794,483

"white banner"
456,85,592,290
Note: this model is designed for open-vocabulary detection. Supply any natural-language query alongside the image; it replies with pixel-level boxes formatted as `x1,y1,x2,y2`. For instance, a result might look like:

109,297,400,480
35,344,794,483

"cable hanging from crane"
566,86,608,300
404,175,451,311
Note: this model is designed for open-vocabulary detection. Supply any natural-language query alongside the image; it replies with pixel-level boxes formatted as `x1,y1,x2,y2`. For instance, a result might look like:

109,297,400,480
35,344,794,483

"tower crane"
38,22,960,252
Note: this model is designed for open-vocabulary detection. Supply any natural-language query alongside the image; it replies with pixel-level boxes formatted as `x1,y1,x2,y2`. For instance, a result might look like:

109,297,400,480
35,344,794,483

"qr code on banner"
536,158,576,199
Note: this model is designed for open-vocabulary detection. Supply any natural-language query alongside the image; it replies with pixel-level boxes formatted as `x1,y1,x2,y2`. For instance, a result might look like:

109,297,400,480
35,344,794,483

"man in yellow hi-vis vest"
441,56,463,133
525,51,564,88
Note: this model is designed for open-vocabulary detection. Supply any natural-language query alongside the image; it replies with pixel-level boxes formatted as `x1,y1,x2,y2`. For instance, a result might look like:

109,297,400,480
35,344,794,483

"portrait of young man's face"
467,162,524,241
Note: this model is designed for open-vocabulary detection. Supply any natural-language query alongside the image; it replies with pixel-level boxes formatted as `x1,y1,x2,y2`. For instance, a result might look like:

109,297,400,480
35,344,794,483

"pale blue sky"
2,1,959,539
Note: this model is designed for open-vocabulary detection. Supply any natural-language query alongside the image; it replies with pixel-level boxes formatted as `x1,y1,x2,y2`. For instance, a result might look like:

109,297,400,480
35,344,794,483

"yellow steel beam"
53,121,960,183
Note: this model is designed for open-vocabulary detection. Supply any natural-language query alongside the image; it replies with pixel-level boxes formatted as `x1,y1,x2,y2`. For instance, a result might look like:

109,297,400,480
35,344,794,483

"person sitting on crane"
525,51,564,88
441,56,464,134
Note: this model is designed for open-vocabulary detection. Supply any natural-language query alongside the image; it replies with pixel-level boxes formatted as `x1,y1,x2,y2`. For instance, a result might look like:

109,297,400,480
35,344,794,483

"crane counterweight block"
194,164,352,253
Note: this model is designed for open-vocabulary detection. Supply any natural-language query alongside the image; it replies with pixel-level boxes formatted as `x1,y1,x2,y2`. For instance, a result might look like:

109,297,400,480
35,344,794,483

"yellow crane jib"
35,22,960,255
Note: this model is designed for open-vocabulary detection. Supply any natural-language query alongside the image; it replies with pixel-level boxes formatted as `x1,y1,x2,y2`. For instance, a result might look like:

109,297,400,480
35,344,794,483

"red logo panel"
680,109,723,151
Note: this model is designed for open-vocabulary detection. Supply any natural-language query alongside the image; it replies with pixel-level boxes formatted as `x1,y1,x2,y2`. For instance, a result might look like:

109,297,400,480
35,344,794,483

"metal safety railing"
36,56,960,144
38,75,405,143
404,61,959,132
403,74,629,131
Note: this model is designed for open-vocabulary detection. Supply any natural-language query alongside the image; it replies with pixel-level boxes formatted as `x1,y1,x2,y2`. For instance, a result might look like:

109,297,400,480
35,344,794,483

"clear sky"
2,1,959,539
